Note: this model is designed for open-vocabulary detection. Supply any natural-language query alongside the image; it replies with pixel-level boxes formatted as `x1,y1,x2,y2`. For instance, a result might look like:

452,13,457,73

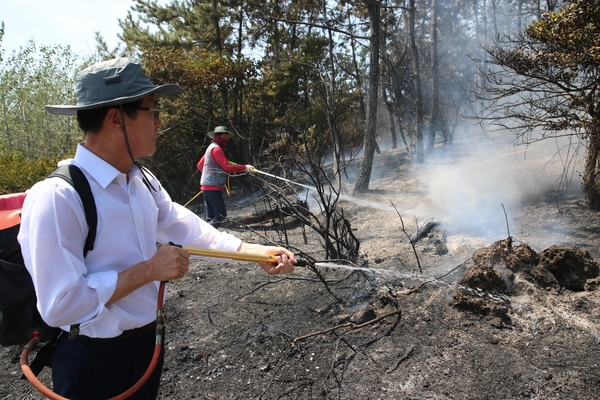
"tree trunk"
353,0,381,194
517,0,523,31
408,0,425,162
427,0,440,151
584,132,600,209
383,87,398,149
349,10,367,123
233,5,244,126
491,0,499,38
323,0,344,191
211,0,229,119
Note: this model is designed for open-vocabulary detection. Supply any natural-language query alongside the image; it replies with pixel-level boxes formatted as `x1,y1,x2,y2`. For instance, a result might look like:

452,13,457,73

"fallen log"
411,220,438,243
227,200,308,225
411,220,448,255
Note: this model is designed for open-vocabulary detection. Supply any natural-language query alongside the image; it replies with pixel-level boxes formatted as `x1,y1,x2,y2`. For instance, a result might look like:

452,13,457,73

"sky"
1,0,138,56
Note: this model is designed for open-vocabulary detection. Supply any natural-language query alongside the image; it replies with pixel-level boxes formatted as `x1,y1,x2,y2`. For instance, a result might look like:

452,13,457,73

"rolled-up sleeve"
153,184,242,257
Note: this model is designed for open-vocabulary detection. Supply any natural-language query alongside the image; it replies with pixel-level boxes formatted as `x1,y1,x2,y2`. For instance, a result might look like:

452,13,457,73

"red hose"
20,281,167,400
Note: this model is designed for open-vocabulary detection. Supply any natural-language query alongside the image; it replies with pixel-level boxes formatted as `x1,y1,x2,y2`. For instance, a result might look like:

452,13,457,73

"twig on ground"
386,345,415,374
207,308,214,325
256,356,286,400
238,277,287,300
292,310,402,345
385,198,422,273
502,203,511,237
323,337,344,395
308,264,343,302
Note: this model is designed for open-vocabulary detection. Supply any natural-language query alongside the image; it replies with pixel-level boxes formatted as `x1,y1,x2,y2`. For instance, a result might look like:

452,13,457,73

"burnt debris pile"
451,237,600,327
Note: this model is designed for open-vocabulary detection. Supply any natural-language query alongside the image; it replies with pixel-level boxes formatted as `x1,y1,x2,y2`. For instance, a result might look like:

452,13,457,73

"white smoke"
410,129,583,245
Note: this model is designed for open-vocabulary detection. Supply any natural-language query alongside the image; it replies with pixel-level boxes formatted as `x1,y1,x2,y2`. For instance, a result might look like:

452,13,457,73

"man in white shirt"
18,57,297,399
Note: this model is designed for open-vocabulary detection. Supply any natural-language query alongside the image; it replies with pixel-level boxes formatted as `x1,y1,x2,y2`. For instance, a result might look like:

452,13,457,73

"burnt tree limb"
411,220,438,243
411,220,447,255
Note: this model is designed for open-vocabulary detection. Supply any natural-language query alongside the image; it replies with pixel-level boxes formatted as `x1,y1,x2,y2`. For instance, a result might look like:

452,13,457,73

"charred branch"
292,309,402,345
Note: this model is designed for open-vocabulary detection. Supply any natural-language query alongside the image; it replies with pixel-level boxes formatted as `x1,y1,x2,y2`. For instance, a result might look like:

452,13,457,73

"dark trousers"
52,325,164,400
203,189,227,228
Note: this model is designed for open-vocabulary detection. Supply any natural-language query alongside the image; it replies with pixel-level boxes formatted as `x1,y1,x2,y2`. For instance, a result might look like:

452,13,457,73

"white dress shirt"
18,143,242,338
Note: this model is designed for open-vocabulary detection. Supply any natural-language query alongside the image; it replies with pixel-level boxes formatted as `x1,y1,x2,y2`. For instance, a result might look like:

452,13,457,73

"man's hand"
246,165,257,173
239,243,296,275
258,254,295,274
109,243,190,306
147,243,190,281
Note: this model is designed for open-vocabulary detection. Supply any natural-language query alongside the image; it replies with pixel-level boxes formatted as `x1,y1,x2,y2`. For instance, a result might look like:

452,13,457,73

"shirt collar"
73,143,123,189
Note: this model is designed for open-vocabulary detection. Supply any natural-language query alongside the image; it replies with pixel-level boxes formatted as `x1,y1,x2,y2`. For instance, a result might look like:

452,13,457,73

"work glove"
246,165,257,173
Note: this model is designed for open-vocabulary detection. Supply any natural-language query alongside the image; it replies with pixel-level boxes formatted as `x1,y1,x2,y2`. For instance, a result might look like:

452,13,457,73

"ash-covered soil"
2,131,600,399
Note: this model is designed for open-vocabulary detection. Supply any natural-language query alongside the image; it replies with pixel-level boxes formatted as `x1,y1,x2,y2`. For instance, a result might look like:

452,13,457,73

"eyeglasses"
137,107,161,119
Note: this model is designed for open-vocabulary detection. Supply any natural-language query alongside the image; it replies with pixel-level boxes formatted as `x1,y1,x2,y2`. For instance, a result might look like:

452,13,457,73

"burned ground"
2,132,600,399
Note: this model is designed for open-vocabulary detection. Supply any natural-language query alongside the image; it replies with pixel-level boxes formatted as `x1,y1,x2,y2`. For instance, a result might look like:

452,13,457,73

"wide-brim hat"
45,58,183,116
207,126,234,138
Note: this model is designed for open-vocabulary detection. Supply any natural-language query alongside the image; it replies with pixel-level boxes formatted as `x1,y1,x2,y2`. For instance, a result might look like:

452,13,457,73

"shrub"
0,153,65,195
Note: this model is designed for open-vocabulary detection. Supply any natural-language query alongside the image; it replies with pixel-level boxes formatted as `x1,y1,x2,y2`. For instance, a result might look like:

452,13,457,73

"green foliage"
0,41,87,160
136,47,258,201
0,40,89,192
124,14,364,196
485,0,600,133
0,153,64,195
526,0,600,68
143,47,256,94
514,0,600,89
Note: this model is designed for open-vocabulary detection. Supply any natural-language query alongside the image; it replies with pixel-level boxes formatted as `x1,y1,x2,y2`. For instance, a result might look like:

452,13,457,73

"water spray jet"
170,243,508,304
251,168,394,211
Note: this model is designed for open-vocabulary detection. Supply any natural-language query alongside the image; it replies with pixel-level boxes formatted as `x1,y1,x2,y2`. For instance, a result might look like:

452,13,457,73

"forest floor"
2,129,600,399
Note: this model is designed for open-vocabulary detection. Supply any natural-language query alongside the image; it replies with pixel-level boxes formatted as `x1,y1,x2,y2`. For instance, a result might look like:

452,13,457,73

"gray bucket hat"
45,58,183,116
208,126,234,138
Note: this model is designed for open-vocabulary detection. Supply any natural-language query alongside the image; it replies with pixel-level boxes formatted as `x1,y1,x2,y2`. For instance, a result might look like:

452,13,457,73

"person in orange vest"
196,126,255,228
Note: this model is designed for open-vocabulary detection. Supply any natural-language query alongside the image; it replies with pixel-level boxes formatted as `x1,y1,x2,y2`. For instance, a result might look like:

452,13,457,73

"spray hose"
249,168,315,192
170,242,309,266
20,281,167,400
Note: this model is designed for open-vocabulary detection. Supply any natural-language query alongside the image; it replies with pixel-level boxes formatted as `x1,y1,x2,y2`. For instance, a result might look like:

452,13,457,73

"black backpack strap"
48,164,97,257
47,164,97,339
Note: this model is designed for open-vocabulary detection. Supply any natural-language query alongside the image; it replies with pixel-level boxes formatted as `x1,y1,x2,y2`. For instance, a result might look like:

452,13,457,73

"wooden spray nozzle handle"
169,242,309,266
